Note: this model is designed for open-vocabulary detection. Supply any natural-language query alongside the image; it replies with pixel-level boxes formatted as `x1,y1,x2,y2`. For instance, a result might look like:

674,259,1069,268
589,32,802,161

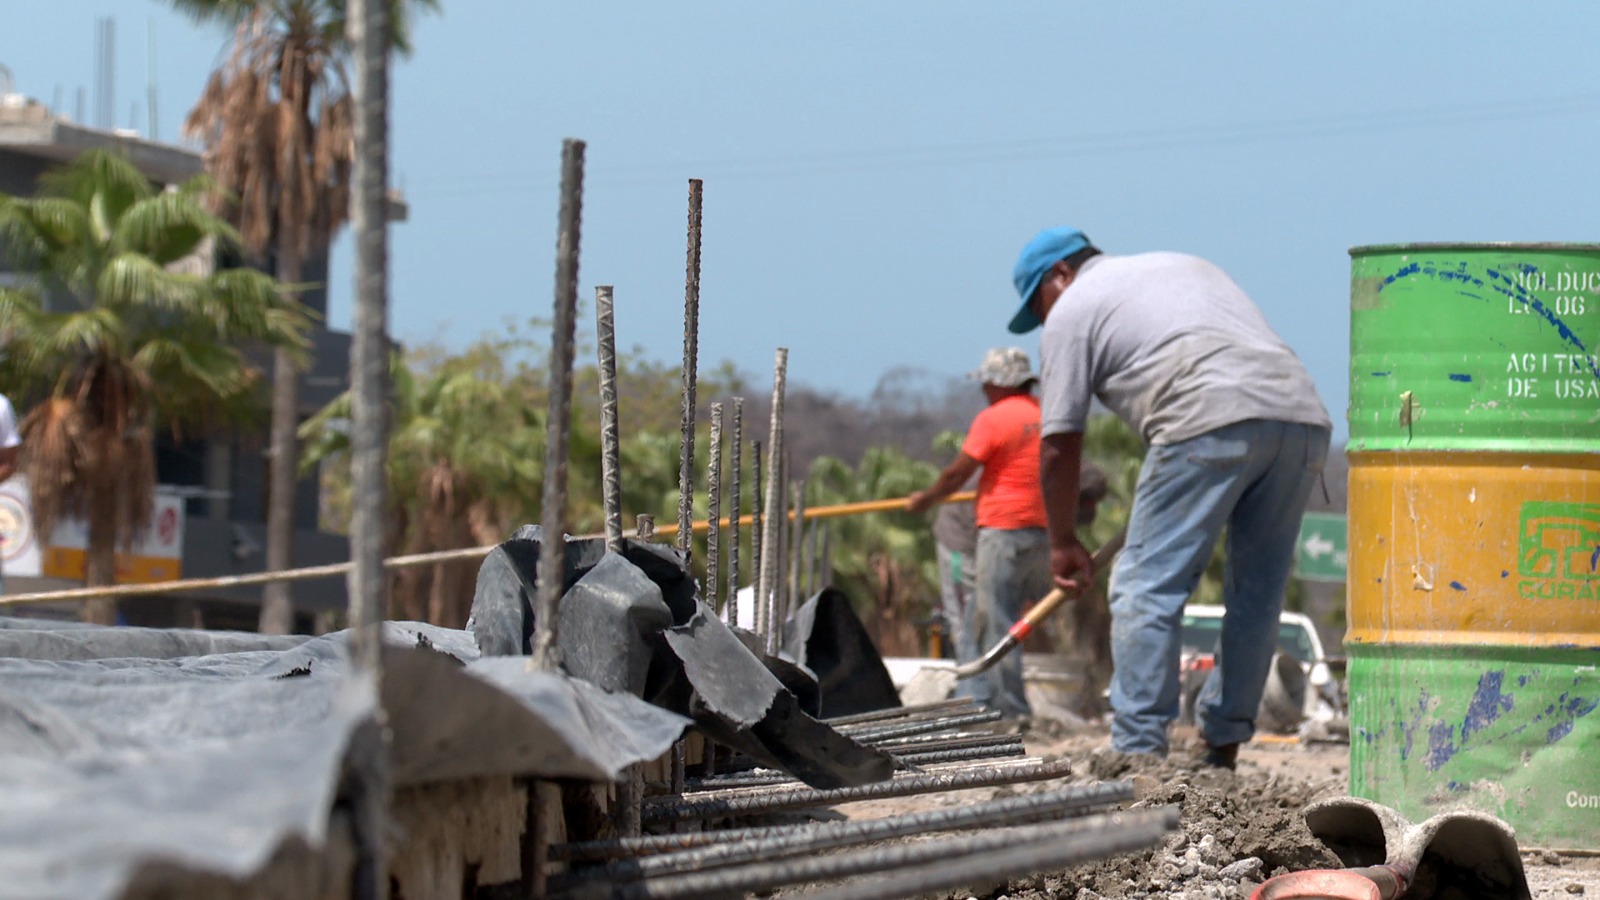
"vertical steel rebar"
801,489,816,599
819,521,832,589
706,402,723,610
676,179,704,562
725,399,743,625
757,351,788,647
346,2,391,896
750,439,764,633
596,286,623,553
789,480,806,606
767,455,786,650
530,138,585,672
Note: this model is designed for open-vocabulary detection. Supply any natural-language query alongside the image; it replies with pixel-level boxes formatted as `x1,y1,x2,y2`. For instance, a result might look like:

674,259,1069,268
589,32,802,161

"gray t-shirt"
1039,253,1331,444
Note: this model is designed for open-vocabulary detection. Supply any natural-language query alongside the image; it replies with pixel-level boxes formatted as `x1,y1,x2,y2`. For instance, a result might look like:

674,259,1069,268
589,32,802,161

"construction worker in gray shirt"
1008,227,1331,768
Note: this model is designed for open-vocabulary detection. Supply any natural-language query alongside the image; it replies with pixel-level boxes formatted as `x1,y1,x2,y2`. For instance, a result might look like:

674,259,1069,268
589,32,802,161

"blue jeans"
935,543,979,664
968,526,1051,719
1108,419,1329,754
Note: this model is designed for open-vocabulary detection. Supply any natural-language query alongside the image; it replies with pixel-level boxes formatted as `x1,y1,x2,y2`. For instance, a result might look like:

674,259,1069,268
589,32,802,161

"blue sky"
7,3,1600,441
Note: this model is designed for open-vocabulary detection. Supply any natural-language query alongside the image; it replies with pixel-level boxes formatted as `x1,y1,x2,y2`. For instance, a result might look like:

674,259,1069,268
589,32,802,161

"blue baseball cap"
1009,227,1090,333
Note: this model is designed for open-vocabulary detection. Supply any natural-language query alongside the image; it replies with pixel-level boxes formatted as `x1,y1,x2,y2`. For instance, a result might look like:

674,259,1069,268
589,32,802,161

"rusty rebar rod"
676,179,703,561
793,808,1180,900
725,398,743,623
553,780,1137,888
596,285,622,553
607,807,1177,900
842,709,1003,743
706,401,722,609
640,757,1071,825
346,2,391,896
748,437,763,628
551,779,1136,864
530,138,585,672
788,479,806,607
756,348,787,646
822,698,979,727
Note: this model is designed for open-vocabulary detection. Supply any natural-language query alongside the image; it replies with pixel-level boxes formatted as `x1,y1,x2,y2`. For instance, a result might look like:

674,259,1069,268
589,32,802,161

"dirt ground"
826,722,1600,899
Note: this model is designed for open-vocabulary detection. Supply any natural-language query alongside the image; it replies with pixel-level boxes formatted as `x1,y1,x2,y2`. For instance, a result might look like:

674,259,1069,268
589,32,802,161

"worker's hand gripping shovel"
953,526,1126,679
902,527,1125,705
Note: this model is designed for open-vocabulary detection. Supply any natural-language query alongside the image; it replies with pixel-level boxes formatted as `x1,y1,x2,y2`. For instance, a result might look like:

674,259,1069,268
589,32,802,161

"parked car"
1177,605,1344,732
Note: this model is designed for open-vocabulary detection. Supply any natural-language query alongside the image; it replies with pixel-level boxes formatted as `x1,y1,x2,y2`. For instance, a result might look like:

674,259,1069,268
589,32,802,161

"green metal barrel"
1347,243,1600,849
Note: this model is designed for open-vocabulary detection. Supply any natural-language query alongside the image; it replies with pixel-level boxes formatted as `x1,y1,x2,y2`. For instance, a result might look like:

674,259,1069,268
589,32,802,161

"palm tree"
808,447,940,656
174,0,436,634
301,348,550,626
0,150,308,624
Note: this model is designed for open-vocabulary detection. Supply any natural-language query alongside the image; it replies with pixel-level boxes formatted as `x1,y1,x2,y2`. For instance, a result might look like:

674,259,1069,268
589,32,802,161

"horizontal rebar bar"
552,774,1130,864
843,709,1004,743
892,742,1026,768
687,741,1025,792
795,807,1182,900
667,756,1042,806
822,698,980,727
552,780,1137,889
639,758,1072,825
874,732,1025,753
604,806,1179,900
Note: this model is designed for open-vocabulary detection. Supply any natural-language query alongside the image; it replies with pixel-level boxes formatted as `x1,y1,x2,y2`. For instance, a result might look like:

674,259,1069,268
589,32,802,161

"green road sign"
1297,512,1348,582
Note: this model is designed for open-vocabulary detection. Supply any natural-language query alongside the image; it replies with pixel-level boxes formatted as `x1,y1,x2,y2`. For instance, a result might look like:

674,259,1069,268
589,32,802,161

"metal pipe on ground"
639,757,1072,825
551,779,1135,863
598,807,1178,900
672,755,1047,805
551,780,1137,886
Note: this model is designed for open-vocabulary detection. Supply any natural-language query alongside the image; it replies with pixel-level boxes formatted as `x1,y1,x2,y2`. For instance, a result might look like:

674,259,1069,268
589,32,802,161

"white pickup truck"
1178,605,1343,732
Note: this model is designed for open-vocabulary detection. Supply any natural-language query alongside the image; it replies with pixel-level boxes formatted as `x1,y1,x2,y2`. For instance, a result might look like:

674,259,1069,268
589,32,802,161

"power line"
404,93,1600,196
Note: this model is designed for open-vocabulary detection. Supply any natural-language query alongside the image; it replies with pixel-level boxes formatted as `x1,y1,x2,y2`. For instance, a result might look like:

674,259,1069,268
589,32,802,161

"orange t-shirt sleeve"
960,408,998,462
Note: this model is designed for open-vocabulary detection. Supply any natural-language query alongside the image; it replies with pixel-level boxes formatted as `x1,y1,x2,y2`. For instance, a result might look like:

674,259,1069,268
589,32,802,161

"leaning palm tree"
0,149,308,624
301,350,547,627
175,0,436,634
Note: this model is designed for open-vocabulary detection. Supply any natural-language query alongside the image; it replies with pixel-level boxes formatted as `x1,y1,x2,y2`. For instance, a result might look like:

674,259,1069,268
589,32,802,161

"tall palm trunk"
83,488,120,625
259,245,305,634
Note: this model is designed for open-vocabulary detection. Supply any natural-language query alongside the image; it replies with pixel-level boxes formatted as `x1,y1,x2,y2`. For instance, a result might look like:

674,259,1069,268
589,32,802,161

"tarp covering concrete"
467,527,897,789
0,617,689,900
782,587,903,718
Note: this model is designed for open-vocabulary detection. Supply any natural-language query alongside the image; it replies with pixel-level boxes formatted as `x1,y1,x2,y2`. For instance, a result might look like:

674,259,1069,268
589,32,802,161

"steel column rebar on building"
530,138,585,672
640,758,1072,825
706,402,723,608
595,286,622,552
756,349,787,648
675,179,703,561
725,399,743,624
750,439,763,628
345,2,392,895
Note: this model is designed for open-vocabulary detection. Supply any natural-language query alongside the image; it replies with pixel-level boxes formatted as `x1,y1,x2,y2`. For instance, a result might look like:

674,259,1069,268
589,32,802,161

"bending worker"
1008,227,1331,768
908,348,1049,719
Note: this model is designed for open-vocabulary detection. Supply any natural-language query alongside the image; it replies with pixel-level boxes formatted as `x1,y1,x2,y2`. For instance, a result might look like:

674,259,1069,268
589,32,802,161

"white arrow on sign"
1303,533,1335,561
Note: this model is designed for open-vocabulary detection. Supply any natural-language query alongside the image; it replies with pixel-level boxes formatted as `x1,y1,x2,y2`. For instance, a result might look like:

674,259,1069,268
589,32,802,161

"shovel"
901,527,1126,705
1250,796,1531,900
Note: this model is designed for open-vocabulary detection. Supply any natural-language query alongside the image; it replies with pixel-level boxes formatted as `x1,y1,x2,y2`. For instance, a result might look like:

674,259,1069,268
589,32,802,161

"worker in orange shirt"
909,348,1050,718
